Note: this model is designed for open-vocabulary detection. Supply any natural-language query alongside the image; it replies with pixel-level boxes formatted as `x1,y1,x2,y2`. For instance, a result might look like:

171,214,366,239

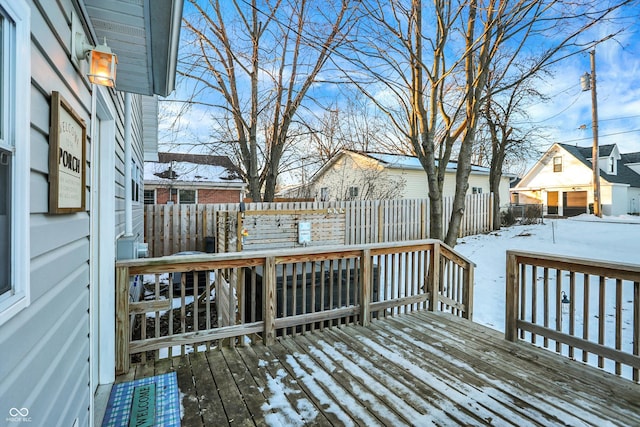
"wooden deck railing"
506,250,640,382
115,240,474,374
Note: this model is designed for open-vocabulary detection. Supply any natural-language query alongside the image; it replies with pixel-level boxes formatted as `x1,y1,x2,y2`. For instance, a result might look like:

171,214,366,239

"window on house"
349,186,359,199
179,189,196,204
131,162,141,202
553,156,562,172
608,157,615,174
1,0,30,323
320,187,328,201
143,189,155,205
472,187,482,194
168,188,178,204
0,148,10,296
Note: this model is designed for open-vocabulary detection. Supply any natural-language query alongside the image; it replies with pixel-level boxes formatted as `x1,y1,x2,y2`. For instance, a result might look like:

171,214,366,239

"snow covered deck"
118,310,640,426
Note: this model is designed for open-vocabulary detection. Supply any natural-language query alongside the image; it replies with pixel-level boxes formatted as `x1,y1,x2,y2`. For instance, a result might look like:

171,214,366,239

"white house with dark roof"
511,143,640,216
281,150,513,205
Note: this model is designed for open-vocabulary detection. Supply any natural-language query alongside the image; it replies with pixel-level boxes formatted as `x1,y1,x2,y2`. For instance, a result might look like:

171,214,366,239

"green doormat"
102,373,180,427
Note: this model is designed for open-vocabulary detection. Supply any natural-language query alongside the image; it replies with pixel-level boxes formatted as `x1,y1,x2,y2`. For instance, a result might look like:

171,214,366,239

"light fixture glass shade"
87,42,118,87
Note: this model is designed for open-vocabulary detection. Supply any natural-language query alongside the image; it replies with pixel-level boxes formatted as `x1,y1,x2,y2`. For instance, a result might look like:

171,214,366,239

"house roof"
358,151,492,173
622,152,640,164
157,152,241,172
596,144,617,157
558,143,640,187
145,153,244,184
83,0,183,96
308,149,516,185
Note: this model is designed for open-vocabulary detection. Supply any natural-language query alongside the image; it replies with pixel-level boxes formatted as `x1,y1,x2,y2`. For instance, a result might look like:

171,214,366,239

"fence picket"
143,194,494,256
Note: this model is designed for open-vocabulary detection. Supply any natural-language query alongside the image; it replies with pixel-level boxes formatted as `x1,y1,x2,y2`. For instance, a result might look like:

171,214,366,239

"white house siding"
131,95,146,238
514,146,595,215
0,1,148,425
311,154,382,200
601,184,629,216
521,147,594,189
388,168,426,198
311,152,510,204
0,0,92,425
514,144,640,216
629,187,640,214
114,94,146,239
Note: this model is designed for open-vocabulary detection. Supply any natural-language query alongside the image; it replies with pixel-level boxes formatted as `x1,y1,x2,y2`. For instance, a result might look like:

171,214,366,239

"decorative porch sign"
49,91,86,214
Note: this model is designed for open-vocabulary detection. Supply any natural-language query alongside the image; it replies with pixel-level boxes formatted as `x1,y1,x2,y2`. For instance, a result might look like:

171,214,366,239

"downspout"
124,92,133,235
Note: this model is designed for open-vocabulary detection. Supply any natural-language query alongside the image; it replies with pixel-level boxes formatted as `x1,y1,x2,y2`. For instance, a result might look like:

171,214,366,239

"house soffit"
84,0,183,96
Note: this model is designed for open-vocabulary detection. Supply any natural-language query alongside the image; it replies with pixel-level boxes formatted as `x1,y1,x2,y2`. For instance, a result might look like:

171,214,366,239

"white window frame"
608,156,615,174
320,187,328,201
348,186,359,199
143,189,155,205
179,188,196,204
131,161,141,203
0,0,30,326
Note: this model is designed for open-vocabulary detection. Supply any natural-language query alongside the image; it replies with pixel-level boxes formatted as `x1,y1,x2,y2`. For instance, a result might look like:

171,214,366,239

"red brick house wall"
197,189,241,203
152,187,241,204
156,188,171,204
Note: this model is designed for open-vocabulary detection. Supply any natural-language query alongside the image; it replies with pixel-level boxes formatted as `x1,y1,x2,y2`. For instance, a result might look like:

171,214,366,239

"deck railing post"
463,262,474,320
360,249,372,326
115,266,130,375
263,256,277,345
428,243,441,312
505,252,519,342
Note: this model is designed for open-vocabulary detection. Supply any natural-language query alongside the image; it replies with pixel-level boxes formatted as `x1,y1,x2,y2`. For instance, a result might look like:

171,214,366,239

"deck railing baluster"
115,240,475,373
505,250,640,383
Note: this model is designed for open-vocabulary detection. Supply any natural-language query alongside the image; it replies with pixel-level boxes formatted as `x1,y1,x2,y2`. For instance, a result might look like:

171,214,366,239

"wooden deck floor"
119,311,640,426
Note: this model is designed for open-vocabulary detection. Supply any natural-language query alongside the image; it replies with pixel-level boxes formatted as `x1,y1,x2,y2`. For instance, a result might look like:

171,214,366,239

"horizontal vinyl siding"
131,94,146,238
0,0,90,425
0,262,89,424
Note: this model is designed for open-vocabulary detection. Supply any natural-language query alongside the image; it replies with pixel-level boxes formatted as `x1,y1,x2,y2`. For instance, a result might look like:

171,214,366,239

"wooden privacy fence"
144,194,494,257
115,239,475,373
505,250,640,382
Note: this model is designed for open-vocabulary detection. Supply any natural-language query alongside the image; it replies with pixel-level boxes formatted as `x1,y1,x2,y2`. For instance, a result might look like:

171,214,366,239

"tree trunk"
489,170,502,230
444,140,472,246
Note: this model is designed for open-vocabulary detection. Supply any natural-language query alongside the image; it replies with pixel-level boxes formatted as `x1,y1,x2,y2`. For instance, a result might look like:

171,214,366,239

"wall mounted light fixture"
75,33,118,87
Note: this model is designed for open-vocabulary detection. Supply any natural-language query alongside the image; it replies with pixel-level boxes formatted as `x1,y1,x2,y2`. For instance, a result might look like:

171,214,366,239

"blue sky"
160,1,640,178
526,7,640,157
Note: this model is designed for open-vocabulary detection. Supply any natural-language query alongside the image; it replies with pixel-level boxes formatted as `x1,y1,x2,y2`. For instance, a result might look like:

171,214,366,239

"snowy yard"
456,214,640,331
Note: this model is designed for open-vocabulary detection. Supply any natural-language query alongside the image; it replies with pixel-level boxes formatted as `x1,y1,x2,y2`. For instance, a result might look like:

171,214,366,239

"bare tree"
345,0,632,246
179,0,359,201
479,63,549,229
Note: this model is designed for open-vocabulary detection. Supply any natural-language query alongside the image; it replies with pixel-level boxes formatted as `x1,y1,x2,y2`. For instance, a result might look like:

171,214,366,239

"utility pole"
580,49,601,217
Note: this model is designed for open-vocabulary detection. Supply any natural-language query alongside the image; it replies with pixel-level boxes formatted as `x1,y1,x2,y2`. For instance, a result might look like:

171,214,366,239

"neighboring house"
0,0,182,425
281,150,512,204
144,153,246,205
511,143,640,216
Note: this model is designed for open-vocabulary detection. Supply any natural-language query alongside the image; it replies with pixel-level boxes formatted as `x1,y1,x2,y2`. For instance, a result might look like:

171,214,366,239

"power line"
556,128,640,144
599,114,640,123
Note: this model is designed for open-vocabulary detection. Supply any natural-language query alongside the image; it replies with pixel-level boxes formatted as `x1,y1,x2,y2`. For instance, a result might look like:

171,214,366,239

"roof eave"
149,0,183,96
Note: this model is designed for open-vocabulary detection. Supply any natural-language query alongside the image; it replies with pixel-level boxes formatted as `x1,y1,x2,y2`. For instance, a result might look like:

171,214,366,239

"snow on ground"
456,214,640,331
